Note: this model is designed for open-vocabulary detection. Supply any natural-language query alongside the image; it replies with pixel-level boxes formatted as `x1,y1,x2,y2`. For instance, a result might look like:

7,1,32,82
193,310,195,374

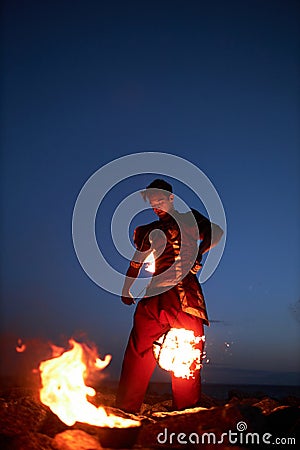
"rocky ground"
0,384,299,449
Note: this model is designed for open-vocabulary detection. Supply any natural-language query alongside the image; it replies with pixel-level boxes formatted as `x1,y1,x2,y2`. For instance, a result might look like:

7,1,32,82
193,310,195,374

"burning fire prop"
153,328,205,379
39,339,140,428
144,252,205,379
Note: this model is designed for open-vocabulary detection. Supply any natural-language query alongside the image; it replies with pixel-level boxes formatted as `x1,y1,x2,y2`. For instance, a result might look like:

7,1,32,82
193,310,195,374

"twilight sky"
1,0,299,385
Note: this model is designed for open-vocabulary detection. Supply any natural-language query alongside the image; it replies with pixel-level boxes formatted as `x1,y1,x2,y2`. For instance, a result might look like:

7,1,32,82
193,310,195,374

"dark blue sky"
1,0,299,385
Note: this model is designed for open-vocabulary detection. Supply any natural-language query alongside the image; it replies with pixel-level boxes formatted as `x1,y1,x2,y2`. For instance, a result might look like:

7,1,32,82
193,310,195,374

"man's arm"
121,224,152,305
190,210,223,274
199,222,223,255
121,262,142,305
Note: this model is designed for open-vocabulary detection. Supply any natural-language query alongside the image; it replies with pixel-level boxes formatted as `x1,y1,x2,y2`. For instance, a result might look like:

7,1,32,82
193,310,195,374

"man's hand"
121,289,136,306
190,259,202,275
121,265,140,305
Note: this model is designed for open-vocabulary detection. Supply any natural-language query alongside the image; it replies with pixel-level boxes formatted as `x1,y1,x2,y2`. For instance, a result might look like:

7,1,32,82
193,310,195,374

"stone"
38,409,69,437
266,406,300,434
138,403,269,447
53,430,102,450
253,397,280,414
0,396,48,436
141,399,173,414
0,432,55,450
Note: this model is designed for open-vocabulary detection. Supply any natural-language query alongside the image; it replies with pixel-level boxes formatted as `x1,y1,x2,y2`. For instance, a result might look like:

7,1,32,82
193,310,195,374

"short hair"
141,178,173,201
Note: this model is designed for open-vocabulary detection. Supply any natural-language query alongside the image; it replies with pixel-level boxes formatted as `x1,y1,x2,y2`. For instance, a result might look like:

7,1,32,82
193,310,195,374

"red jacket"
130,209,223,325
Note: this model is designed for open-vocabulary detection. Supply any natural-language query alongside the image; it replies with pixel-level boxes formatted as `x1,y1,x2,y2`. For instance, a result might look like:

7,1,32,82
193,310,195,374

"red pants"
116,287,204,413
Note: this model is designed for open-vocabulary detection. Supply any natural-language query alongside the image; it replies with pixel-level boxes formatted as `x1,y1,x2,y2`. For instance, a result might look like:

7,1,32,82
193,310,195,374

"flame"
16,338,26,353
144,251,155,273
51,344,65,358
39,339,140,428
153,328,205,379
95,355,112,369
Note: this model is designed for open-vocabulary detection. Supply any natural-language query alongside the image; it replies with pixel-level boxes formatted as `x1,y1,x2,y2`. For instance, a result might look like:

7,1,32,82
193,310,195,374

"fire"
39,339,140,428
95,355,112,369
144,251,155,273
16,338,26,353
153,328,205,379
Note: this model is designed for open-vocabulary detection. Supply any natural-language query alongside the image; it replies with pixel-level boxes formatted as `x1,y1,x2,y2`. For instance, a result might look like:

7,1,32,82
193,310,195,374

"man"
116,179,223,413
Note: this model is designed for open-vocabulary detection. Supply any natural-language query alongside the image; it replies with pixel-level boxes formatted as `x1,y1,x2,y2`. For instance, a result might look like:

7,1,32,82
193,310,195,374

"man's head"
141,179,174,219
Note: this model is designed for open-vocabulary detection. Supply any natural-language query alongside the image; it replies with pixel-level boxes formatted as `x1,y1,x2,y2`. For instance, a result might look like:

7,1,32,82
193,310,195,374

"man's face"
148,192,174,218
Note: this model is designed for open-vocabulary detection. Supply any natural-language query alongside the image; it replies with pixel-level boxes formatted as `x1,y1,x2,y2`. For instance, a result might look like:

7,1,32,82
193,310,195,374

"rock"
0,385,299,449
237,403,266,432
281,396,300,407
253,397,281,414
53,430,102,450
93,392,116,408
228,395,263,407
144,392,172,406
0,396,48,436
0,432,55,450
141,399,173,414
140,393,221,415
138,404,261,447
199,392,224,408
99,405,142,423
38,409,69,437
96,425,141,449
265,406,300,434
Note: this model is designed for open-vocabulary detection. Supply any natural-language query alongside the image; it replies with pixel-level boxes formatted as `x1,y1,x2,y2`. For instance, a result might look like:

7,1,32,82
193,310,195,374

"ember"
153,328,205,379
39,339,140,428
